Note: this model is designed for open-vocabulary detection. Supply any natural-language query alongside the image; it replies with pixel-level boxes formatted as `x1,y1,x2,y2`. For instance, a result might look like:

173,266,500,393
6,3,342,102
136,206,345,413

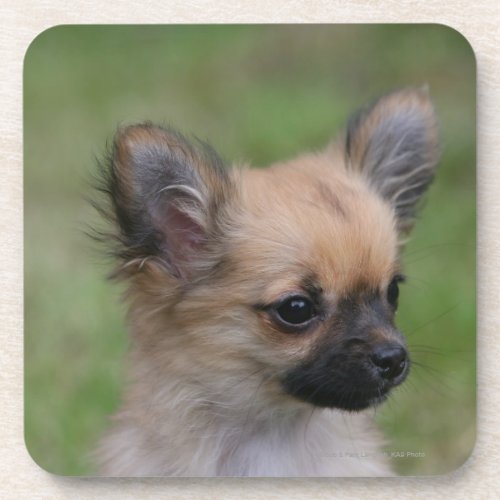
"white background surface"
1,1,497,497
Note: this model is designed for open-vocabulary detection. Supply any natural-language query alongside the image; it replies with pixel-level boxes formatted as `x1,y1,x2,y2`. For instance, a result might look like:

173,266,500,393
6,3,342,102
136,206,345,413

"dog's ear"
106,123,233,280
343,88,440,234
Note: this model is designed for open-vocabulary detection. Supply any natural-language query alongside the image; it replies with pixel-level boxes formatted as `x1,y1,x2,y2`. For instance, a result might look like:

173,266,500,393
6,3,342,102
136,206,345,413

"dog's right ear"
105,123,233,280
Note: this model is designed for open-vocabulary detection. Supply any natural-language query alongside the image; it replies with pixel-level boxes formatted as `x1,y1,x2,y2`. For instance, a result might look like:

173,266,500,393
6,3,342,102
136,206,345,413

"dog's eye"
274,296,316,328
387,275,404,309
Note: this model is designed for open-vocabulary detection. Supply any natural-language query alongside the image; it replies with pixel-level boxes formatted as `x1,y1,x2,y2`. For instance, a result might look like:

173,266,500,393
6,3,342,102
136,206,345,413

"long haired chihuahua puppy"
97,88,439,476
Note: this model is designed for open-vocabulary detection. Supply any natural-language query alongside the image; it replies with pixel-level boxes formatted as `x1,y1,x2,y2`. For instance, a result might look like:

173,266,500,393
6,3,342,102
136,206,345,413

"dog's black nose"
370,344,407,380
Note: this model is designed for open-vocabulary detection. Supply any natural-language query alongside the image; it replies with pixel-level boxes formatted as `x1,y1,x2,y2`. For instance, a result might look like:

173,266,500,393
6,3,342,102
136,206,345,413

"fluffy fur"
96,88,439,476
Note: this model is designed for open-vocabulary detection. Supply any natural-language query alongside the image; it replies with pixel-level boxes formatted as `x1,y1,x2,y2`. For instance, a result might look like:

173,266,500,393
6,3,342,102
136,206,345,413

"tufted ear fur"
105,123,234,280
343,87,440,234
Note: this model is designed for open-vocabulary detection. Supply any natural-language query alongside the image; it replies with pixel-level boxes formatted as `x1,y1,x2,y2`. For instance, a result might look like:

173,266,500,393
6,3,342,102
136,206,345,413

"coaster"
24,24,476,476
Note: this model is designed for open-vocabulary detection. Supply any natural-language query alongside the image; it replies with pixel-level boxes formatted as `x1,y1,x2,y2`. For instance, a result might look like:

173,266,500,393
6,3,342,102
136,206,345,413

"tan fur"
98,152,396,476
97,89,439,476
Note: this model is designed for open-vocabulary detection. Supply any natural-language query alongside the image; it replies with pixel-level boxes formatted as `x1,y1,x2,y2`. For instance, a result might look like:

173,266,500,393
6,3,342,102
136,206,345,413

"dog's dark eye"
387,275,404,309
274,296,315,328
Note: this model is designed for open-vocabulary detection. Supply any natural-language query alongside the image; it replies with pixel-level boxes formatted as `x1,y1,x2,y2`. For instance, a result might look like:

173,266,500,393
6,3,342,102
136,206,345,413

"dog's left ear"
343,87,440,234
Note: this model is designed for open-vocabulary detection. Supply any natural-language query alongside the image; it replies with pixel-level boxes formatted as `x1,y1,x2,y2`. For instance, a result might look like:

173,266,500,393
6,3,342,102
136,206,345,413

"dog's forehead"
235,155,399,295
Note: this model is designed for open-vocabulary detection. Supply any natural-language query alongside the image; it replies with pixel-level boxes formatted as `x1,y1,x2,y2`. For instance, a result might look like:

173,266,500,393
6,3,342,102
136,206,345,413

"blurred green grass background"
24,25,475,476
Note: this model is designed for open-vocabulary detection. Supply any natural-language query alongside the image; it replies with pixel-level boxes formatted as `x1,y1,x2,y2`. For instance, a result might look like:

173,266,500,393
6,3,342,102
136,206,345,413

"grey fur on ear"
344,87,440,234
105,123,233,279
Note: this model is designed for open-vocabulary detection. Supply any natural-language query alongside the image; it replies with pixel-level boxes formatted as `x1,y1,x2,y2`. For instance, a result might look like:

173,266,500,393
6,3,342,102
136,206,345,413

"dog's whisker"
405,303,461,337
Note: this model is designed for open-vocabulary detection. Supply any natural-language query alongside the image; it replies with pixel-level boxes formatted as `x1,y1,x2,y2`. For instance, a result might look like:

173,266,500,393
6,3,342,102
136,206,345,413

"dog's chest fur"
98,384,390,476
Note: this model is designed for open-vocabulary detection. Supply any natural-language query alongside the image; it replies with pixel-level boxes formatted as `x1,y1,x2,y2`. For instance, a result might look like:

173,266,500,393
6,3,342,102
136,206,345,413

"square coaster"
24,24,476,476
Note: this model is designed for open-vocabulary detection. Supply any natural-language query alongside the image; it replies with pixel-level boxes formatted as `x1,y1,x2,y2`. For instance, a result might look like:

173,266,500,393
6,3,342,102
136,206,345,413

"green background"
24,25,476,476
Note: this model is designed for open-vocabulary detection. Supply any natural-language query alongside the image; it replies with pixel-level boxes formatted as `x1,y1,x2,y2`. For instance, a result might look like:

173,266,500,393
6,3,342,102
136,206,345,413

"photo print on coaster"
24,24,476,477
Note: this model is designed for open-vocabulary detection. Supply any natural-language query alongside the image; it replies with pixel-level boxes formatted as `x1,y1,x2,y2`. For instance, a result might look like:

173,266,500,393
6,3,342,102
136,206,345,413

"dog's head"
103,88,439,412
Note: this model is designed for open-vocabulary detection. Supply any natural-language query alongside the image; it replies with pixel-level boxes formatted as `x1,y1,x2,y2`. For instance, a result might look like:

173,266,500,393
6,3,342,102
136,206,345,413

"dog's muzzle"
281,340,410,411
